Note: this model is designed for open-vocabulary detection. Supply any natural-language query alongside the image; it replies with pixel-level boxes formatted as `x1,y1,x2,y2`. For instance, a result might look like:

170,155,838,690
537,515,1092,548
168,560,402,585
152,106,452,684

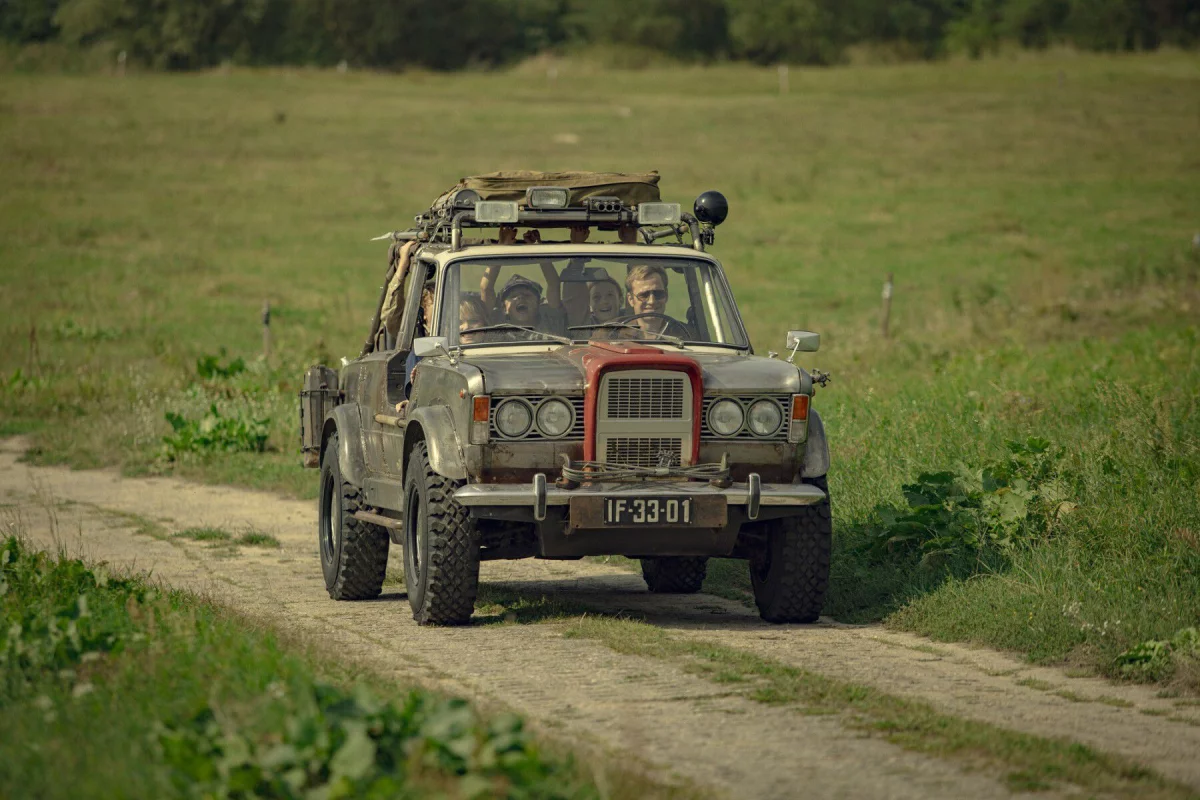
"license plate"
604,497,694,526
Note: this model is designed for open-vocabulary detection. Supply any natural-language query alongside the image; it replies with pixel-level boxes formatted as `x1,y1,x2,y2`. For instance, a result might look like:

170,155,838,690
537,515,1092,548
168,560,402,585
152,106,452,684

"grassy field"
1,52,1198,684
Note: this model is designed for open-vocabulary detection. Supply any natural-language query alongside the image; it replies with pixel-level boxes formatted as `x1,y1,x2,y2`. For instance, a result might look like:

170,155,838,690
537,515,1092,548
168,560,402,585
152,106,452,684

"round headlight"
747,399,783,436
494,399,532,438
707,398,744,437
536,398,573,438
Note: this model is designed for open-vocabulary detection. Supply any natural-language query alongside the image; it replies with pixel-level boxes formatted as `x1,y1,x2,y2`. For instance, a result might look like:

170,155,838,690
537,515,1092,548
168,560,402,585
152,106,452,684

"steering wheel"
614,312,691,340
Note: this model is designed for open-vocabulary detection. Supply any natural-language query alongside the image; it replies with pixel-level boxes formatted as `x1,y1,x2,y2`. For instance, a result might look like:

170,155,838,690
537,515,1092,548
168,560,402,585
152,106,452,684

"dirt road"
3,437,1197,799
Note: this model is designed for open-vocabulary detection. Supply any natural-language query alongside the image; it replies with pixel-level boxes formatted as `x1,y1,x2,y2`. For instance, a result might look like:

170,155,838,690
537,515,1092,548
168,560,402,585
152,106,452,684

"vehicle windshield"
438,254,748,349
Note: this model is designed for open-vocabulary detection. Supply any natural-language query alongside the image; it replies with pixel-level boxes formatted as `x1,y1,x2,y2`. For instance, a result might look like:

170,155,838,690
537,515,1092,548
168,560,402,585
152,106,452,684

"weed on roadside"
162,404,270,459
173,527,232,543
868,437,1069,564
1115,628,1200,685
235,531,279,548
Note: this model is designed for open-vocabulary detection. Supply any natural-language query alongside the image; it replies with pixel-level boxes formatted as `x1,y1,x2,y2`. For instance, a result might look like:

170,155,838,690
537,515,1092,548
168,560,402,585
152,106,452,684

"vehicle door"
361,257,426,478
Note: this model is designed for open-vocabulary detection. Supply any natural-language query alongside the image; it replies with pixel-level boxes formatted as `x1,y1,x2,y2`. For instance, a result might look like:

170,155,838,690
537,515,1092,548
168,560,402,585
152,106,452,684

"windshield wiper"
567,322,686,348
460,323,572,346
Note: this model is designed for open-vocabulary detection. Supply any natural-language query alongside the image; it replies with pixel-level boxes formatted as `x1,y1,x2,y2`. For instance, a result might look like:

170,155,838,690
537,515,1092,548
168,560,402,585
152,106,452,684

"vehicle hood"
463,345,801,395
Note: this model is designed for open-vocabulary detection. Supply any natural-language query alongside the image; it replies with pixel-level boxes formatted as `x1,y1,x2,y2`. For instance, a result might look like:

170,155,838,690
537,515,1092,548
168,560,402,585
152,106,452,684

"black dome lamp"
693,191,729,226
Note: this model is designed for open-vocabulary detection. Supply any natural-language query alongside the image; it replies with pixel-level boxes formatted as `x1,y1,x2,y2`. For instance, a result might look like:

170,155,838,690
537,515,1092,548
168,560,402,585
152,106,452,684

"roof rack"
376,185,728,253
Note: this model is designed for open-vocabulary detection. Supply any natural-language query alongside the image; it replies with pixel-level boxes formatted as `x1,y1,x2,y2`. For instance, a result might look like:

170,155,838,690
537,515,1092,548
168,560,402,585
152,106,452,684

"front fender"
800,409,829,479
403,405,468,480
326,404,369,488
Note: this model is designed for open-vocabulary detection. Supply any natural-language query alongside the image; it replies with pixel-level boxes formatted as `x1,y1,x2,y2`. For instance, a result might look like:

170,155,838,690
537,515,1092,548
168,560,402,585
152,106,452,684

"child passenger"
586,277,623,325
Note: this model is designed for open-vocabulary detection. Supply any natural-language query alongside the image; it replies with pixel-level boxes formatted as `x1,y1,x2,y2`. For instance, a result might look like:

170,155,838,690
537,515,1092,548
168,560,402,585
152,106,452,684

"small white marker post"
117,50,126,77
881,273,894,339
778,64,789,95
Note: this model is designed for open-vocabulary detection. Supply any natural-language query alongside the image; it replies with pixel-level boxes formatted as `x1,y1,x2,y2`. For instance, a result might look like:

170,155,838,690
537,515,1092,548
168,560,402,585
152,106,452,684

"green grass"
2,50,1198,683
170,527,279,549
1099,696,1136,708
235,530,280,548
0,535,665,799
173,526,232,542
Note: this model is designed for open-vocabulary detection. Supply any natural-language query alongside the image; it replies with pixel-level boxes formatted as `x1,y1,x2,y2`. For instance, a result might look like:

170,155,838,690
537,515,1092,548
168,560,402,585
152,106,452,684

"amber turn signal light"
473,396,490,422
790,394,809,421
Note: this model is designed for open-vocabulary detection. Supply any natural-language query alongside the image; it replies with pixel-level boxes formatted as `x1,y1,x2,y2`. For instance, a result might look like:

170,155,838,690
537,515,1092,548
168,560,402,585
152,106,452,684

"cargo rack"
374,185,728,253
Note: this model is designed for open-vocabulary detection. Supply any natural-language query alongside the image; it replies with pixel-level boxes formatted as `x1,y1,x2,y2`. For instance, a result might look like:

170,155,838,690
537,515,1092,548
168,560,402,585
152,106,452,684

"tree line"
2,0,1197,70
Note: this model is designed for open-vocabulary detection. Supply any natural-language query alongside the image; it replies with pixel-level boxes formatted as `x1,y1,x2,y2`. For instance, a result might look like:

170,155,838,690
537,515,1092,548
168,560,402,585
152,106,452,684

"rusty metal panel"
568,494,726,530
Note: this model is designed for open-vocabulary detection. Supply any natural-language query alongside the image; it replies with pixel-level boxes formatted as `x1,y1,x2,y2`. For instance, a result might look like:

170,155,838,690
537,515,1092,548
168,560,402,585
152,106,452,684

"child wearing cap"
480,261,567,338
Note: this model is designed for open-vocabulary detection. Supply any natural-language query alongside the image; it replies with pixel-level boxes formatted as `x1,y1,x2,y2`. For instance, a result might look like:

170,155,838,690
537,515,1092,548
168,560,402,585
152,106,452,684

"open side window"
398,260,437,351
382,260,436,406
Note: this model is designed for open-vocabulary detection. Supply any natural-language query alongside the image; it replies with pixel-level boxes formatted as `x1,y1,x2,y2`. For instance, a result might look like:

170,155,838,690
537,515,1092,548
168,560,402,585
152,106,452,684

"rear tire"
402,441,479,626
750,476,831,623
318,432,389,600
641,557,707,593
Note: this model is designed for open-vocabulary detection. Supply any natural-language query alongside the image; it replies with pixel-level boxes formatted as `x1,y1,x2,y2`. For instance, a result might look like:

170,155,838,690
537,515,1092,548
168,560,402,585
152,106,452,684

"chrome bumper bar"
453,474,825,522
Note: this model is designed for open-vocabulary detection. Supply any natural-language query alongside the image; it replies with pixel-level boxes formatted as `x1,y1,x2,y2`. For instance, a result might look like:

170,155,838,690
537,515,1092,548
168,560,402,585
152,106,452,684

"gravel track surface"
3,437,1197,798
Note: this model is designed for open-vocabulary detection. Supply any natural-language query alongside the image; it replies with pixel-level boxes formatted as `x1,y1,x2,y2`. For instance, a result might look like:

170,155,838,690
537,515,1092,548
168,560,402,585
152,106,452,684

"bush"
870,437,1070,564
1114,627,1200,682
158,688,589,799
196,350,246,380
163,404,270,458
0,537,151,696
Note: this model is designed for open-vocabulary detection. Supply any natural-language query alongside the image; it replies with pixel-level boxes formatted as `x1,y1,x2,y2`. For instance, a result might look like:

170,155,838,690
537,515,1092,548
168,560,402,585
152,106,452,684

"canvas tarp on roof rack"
439,171,661,208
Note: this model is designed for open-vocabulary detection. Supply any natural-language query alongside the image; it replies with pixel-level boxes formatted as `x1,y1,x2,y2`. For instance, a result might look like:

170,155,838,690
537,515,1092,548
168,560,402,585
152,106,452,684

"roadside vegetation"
0,534,615,799
1,51,1197,687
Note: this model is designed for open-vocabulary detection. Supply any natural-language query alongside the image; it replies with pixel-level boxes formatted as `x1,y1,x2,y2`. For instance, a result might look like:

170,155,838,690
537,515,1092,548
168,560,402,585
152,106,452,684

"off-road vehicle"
300,171,831,626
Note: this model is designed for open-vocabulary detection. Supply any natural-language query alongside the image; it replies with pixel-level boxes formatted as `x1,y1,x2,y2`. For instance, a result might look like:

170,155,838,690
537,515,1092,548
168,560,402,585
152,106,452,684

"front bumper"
453,474,825,522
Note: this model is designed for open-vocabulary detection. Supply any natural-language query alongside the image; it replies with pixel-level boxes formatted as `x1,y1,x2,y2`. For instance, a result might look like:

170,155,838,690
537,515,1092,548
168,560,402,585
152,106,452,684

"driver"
623,264,689,338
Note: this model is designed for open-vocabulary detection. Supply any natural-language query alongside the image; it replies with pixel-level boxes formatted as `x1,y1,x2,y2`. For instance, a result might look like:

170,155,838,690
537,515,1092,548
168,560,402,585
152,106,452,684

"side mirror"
786,330,820,353
413,336,450,358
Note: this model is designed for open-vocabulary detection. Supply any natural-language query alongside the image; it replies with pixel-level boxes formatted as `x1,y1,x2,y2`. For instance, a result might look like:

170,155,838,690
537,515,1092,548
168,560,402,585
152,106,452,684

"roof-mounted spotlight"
694,191,729,226
526,186,570,209
474,200,519,224
637,202,681,226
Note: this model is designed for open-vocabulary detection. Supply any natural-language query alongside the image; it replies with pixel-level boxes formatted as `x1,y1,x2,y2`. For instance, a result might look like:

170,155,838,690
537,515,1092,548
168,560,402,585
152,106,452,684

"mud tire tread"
321,434,389,601
405,441,479,626
751,476,831,624
641,557,708,594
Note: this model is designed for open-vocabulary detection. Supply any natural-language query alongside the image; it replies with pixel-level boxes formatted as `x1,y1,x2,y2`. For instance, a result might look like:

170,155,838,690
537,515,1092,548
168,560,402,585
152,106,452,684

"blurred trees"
1,0,1196,69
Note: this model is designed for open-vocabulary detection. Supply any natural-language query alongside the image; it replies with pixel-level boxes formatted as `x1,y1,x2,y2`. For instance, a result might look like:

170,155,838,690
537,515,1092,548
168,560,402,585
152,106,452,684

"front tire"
750,476,831,623
402,441,480,626
641,557,707,593
318,432,389,600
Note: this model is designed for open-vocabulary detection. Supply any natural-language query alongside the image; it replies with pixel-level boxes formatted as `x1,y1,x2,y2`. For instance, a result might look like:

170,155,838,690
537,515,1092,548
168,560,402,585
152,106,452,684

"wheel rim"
319,470,336,565
404,483,423,583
